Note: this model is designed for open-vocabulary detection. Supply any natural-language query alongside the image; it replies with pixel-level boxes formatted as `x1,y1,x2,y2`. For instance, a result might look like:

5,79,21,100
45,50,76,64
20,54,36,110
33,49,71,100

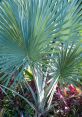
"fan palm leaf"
0,0,82,116
51,43,82,85
0,0,82,85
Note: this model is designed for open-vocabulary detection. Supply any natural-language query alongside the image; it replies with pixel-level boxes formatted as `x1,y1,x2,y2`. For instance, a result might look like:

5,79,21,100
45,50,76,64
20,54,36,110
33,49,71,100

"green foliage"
0,0,82,116
52,43,82,85
0,0,81,86
1,91,34,117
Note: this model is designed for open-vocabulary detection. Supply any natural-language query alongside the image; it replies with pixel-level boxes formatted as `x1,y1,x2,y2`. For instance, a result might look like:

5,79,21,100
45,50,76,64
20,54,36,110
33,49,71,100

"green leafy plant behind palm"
0,0,82,116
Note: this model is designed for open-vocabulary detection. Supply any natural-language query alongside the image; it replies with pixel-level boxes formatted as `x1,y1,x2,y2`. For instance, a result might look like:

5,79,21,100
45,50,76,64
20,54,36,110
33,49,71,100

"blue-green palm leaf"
0,0,82,85
51,43,82,86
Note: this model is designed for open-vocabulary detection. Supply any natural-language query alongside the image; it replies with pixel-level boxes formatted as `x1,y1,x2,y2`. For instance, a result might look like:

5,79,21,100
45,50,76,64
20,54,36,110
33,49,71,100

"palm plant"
0,0,82,116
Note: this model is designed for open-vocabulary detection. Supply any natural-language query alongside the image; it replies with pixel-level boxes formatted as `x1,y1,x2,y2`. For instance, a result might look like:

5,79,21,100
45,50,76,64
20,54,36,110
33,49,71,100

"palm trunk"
34,111,47,117
34,113,41,117
20,111,25,117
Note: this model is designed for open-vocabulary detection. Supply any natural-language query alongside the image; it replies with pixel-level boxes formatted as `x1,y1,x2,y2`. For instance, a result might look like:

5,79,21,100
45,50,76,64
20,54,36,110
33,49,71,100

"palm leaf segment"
0,0,82,85
51,43,82,85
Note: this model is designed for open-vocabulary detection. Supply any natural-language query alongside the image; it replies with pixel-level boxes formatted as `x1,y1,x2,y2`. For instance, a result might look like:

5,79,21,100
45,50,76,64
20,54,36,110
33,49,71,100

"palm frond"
52,43,82,85
0,0,82,85
59,0,82,42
